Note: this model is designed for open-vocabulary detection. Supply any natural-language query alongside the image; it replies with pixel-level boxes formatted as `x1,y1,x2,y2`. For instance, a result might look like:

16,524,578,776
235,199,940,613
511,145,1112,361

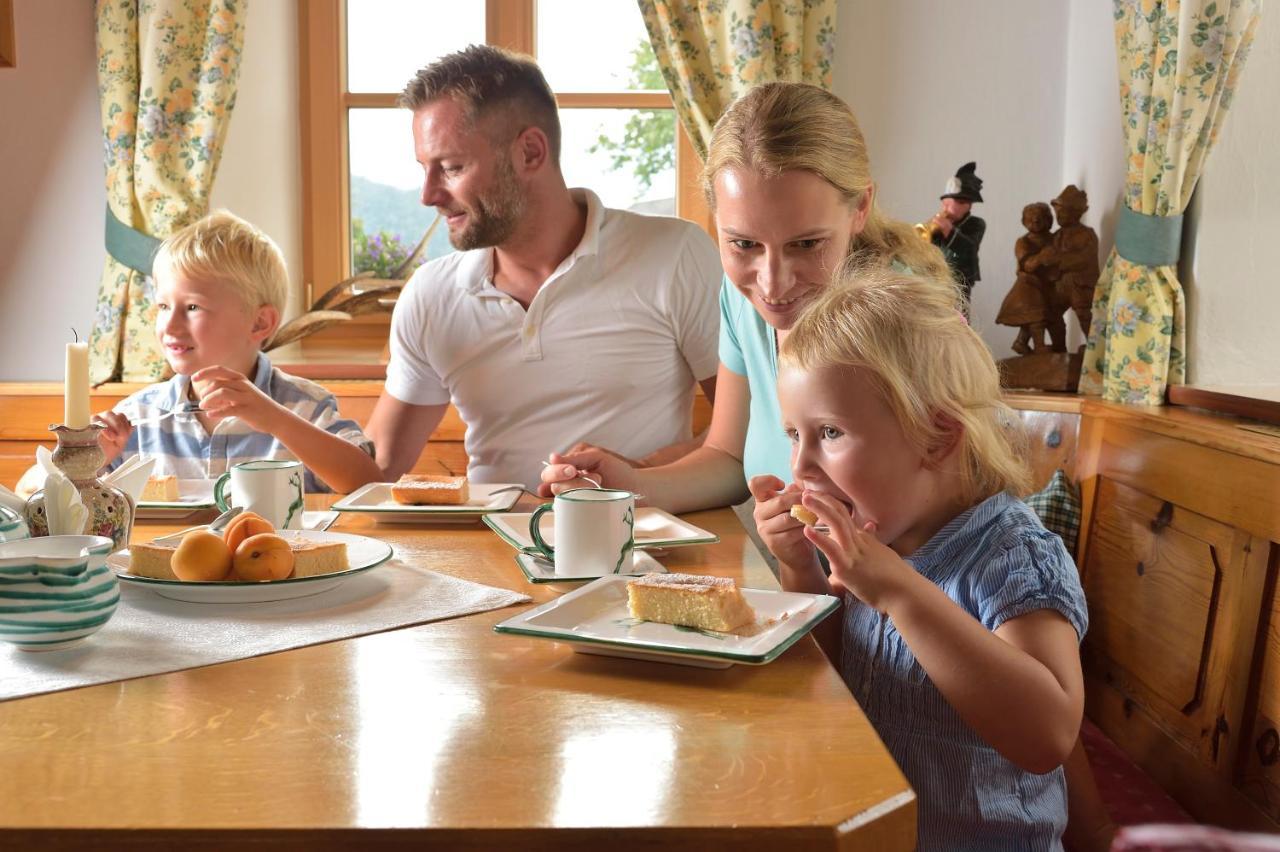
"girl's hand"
748,475,819,573
802,491,914,612
95,410,133,466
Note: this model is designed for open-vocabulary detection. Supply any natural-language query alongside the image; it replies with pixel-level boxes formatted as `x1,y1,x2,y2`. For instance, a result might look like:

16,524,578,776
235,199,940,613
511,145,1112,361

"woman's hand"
802,491,914,612
748,475,819,575
538,449,641,497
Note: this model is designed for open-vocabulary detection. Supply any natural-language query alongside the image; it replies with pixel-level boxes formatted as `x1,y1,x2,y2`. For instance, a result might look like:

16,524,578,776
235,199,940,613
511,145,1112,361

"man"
930,161,986,309
366,45,721,489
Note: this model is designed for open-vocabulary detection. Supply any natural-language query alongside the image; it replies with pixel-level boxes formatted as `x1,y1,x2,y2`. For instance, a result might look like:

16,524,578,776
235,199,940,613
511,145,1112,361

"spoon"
150,505,244,545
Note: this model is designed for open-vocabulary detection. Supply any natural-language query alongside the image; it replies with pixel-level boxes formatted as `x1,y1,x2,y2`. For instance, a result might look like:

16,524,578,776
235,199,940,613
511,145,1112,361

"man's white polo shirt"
386,189,722,489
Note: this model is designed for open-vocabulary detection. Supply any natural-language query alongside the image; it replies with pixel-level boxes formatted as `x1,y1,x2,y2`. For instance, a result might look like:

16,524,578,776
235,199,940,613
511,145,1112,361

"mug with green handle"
214,459,305,530
527,488,634,577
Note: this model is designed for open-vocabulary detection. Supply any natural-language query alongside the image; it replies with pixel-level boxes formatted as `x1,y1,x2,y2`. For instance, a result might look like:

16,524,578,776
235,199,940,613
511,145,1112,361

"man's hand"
932,213,955,238
95,409,133,466
191,366,286,432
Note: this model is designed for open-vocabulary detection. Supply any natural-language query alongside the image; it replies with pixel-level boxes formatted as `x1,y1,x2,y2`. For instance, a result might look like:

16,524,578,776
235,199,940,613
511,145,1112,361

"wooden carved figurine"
1049,185,1100,338
997,203,1062,354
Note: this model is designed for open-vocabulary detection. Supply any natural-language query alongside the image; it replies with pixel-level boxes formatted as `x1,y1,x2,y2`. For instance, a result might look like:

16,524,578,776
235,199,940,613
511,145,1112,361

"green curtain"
90,0,248,383
637,0,838,160
1079,0,1261,404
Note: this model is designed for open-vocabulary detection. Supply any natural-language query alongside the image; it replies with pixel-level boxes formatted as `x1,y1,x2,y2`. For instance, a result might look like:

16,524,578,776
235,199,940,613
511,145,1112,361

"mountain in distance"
350,175,453,262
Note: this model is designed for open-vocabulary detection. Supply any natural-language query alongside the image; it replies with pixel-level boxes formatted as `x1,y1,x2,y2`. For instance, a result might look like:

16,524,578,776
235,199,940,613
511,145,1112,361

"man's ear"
251,304,280,347
512,125,550,174
925,411,964,466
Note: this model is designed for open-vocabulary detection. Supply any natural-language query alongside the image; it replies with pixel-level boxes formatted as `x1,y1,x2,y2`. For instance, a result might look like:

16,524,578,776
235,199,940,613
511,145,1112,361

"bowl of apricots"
107,513,393,603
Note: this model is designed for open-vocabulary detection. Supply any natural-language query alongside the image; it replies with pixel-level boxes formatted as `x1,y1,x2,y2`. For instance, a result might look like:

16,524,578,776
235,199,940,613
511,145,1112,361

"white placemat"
0,562,530,703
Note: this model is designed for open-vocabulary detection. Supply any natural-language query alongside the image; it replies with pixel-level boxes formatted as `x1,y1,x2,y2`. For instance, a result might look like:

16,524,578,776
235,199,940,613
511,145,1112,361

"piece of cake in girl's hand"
790,504,820,527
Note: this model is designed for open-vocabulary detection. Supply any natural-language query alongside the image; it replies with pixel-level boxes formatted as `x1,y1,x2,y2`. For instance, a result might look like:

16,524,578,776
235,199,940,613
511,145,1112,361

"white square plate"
494,575,839,668
484,507,719,551
514,550,667,584
331,482,523,523
108,530,393,603
135,479,217,519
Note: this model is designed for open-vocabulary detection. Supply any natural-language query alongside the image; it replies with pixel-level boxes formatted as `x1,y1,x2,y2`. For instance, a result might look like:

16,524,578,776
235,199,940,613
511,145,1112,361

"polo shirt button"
524,326,536,337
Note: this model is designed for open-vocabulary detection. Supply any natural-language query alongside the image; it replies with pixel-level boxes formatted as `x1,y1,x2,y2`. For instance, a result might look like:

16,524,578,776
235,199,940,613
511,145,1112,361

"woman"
540,81,949,511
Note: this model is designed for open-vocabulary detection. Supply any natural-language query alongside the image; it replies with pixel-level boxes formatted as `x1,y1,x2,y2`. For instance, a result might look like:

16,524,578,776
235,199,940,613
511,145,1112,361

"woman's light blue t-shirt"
717,278,791,484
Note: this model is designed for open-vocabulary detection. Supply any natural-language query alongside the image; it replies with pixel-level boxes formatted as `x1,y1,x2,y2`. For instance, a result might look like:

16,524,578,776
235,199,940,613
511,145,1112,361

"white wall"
833,0,1072,355
0,0,299,381
1184,15,1279,389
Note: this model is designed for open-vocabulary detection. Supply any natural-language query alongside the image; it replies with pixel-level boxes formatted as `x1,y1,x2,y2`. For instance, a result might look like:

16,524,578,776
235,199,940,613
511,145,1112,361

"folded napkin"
0,483,25,515
102,455,156,504
43,470,88,536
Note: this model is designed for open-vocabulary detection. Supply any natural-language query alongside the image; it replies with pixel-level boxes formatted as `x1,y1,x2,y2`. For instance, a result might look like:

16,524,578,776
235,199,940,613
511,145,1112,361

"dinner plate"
514,550,666,584
484,507,719,551
108,530,394,603
134,479,217,519
332,482,523,523
494,575,839,668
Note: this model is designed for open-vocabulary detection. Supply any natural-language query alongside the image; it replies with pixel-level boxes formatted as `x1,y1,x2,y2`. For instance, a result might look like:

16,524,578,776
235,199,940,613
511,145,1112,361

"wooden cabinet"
1076,401,1280,831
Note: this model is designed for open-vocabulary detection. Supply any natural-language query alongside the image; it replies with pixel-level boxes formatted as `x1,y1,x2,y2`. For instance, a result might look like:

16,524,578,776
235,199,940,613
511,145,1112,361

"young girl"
752,266,1088,850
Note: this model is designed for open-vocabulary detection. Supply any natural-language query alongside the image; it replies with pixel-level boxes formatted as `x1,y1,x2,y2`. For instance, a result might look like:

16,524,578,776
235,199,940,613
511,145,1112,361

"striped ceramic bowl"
0,504,28,543
0,535,119,651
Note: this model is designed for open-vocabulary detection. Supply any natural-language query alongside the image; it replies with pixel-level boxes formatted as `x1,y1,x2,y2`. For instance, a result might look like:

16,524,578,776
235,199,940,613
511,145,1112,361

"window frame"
297,0,709,358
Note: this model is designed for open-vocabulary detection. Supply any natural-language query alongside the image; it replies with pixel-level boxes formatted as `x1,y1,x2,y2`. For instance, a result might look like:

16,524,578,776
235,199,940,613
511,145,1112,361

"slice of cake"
128,537,349,581
627,573,756,633
390,474,470,506
141,474,180,502
790,505,819,526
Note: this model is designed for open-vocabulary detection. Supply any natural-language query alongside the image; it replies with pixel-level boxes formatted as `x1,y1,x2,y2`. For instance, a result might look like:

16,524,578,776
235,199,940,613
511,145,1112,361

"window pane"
347,0,485,94
559,108,675,216
537,0,663,92
348,108,453,277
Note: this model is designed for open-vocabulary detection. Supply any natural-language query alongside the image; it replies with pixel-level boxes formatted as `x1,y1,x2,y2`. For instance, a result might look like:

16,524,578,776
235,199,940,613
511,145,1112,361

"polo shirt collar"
460,188,606,298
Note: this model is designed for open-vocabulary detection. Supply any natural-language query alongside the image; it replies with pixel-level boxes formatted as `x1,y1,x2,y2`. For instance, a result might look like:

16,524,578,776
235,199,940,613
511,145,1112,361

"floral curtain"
91,0,248,383
637,0,838,160
1079,0,1261,404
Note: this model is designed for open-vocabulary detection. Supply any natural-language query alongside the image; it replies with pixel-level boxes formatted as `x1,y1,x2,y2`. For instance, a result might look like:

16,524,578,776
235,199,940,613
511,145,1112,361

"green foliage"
351,218,423,279
588,39,674,193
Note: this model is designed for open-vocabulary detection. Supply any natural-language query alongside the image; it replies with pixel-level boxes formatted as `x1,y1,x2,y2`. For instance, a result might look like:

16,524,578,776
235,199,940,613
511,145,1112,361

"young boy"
98,210,381,493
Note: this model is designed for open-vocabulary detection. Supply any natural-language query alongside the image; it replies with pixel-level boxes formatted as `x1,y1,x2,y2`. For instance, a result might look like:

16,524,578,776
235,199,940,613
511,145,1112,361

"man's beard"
448,156,527,251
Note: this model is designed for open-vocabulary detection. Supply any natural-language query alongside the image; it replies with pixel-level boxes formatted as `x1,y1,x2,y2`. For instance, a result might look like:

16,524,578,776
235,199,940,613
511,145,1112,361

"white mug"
527,488,635,577
214,459,305,530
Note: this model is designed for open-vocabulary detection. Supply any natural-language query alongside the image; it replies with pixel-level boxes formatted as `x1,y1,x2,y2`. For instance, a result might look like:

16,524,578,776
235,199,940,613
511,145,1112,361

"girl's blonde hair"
702,82,951,282
153,210,289,319
780,265,1031,503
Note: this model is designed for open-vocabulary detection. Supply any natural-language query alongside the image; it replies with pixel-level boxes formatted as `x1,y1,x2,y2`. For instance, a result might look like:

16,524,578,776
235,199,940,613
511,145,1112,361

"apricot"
172,530,233,581
232,533,295,582
223,512,273,554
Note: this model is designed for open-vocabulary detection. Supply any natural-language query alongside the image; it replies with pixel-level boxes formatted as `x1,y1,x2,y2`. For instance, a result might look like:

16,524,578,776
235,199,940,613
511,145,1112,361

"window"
299,0,709,357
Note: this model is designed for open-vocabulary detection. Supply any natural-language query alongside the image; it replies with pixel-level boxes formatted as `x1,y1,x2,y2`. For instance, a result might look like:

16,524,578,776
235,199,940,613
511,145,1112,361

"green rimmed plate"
494,575,839,668
108,530,393,603
485,507,719,552
332,482,523,523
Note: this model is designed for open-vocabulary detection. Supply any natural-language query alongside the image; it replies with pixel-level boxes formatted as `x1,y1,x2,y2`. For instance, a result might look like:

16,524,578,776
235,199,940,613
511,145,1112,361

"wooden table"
0,498,915,850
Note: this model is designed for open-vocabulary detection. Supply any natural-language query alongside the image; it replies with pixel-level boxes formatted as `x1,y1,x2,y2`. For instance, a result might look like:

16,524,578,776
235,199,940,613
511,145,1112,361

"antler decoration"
264,214,443,352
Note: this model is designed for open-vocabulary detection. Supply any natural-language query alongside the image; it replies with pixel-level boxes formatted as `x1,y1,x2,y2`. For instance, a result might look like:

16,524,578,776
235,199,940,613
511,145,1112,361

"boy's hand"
191,366,285,432
748,475,821,575
802,491,913,612
95,410,133,466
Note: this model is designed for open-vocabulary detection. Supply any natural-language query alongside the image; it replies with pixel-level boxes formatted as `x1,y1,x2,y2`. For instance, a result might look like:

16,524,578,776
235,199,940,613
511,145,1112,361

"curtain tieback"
1114,205,1183,267
105,204,161,275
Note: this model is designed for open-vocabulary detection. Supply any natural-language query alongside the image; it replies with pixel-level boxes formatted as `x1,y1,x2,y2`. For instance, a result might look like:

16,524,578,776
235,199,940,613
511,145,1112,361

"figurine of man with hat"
930,161,986,308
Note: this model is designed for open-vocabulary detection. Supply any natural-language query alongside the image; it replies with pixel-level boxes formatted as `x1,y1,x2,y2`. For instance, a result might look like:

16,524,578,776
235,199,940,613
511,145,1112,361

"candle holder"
24,423,134,551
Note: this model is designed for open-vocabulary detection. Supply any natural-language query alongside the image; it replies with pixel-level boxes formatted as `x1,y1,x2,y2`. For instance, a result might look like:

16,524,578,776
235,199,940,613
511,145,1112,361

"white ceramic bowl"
0,535,118,651
0,504,28,543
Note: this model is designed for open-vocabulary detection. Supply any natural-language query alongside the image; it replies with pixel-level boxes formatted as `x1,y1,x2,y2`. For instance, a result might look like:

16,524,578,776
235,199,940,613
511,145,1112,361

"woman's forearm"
632,445,750,514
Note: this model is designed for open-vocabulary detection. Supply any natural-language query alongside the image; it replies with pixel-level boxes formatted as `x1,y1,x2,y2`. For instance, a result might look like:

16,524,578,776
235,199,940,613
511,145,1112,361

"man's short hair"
400,44,561,164
152,210,289,316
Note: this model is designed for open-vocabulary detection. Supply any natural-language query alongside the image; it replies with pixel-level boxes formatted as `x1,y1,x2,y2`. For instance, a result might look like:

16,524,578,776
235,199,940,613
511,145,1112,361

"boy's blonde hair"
780,265,1031,504
702,82,951,282
152,210,289,317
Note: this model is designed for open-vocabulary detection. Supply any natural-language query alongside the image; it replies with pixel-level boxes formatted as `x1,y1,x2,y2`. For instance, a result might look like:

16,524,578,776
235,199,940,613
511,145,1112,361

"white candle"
64,342,90,429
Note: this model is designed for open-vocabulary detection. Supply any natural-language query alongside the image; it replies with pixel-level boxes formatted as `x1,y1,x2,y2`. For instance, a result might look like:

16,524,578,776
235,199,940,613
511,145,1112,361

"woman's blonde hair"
702,82,951,281
780,264,1031,504
153,210,289,319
